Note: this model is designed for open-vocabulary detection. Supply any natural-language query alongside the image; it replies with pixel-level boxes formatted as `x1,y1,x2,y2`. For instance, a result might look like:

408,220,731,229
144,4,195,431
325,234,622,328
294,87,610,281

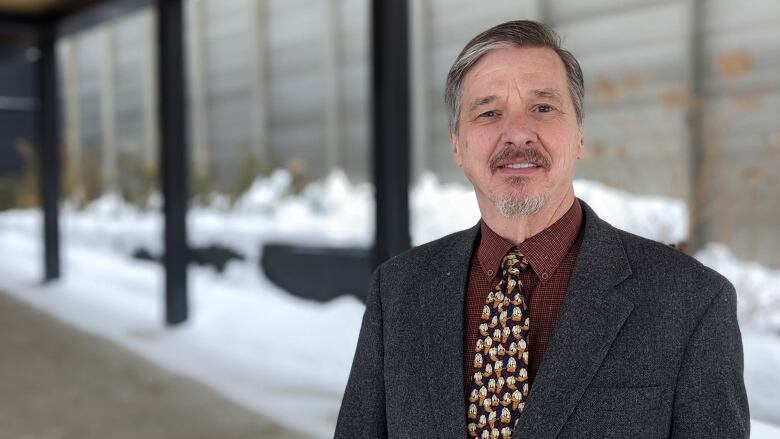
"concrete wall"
54,0,780,267
699,0,780,267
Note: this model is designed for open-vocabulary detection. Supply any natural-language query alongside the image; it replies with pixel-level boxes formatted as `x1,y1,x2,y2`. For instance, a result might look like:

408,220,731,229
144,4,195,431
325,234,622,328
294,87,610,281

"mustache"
489,147,551,170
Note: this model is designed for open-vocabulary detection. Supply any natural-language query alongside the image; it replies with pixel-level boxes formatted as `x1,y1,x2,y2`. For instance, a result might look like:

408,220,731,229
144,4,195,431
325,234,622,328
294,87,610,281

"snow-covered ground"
0,170,777,437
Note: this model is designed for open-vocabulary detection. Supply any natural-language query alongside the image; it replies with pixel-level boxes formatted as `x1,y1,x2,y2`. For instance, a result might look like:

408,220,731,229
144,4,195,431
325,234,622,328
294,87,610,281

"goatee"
494,191,548,218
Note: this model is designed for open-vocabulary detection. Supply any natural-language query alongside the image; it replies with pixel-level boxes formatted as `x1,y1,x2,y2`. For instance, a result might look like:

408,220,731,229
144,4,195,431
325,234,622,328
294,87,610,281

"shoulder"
380,225,478,272
619,229,728,284
373,224,479,287
578,199,731,297
610,227,734,307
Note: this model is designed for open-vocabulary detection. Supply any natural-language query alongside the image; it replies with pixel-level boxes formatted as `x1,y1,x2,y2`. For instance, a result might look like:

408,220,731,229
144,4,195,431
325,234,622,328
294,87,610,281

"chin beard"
493,192,548,218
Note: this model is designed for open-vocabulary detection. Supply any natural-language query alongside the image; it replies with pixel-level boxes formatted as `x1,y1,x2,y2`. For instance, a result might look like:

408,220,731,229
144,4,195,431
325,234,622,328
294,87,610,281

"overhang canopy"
0,0,102,17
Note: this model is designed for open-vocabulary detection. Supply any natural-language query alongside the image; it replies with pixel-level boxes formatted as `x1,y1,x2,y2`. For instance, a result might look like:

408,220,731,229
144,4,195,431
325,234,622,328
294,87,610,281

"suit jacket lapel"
419,223,480,438
513,201,637,439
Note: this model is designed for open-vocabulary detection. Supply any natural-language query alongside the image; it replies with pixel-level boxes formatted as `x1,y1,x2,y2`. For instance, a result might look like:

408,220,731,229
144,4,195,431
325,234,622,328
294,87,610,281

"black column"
371,0,411,269
686,0,708,253
157,0,188,325
36,22,61,282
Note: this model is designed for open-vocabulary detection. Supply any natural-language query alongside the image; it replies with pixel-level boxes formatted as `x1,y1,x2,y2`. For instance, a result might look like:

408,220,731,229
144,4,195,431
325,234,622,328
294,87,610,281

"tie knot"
501,249,529,275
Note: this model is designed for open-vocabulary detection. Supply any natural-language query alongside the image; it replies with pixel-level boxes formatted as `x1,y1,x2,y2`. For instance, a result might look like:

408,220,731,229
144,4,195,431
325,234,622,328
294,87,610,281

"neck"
479,188,576,245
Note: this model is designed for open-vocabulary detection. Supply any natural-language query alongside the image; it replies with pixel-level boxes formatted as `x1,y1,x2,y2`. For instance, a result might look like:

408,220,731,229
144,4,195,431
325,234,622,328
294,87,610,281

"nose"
500,111,538,147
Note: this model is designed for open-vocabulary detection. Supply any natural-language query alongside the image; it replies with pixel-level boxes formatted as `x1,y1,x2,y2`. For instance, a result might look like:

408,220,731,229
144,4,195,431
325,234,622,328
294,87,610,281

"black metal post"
686,0,707,253
36,21,61,282
157,0,188,325
371,0,411,269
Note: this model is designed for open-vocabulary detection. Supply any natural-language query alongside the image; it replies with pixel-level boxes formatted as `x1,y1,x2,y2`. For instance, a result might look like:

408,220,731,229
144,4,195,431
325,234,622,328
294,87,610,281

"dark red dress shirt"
463,199,584,395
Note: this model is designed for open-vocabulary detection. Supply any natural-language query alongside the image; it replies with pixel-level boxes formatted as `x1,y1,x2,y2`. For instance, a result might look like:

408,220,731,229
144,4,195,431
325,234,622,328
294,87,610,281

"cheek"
467,131,499,158
550,133,581,167
480,126,503,144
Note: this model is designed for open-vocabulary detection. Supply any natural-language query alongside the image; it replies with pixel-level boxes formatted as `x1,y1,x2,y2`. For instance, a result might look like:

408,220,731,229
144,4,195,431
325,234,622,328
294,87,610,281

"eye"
479,110,499,118
535,104,554,113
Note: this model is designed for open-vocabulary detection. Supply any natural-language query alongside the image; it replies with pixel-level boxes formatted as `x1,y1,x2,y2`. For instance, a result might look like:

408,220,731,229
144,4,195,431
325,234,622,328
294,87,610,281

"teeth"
504,163,536,169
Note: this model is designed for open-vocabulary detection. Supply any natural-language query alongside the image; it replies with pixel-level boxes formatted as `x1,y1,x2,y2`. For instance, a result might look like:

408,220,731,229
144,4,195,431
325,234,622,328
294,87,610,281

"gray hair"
445,20,584,133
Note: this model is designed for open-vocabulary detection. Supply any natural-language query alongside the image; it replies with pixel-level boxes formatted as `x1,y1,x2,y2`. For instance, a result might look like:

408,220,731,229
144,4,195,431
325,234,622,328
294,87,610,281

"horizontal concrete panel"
206,74,251,98
267,0,326,47
557,1,685,56
549,0,661,24
200,0,253,18
703,0,780,32
702,92,780,147
269,83,327,118
578,44,687,85
267,46,326,73
703,68,780,98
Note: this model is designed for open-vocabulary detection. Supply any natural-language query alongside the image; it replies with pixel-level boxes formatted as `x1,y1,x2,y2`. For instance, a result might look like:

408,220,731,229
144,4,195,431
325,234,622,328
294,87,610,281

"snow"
753,419,780,438
0,170,777,437
742,332,780,426
696,244,780,334
573,179,688,244
0,226,364,439
409,173,689,246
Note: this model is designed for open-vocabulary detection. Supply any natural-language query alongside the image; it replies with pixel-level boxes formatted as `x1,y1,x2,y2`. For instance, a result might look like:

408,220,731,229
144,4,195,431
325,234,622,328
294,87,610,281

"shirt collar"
477,199,583,285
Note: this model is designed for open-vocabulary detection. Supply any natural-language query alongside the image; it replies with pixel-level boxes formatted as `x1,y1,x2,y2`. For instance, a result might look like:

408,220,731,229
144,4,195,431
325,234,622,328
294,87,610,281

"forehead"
461,46,568,98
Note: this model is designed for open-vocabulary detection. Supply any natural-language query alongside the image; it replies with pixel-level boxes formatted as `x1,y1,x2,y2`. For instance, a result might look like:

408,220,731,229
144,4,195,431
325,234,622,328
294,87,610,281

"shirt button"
541,272,549,280
488,269,494,276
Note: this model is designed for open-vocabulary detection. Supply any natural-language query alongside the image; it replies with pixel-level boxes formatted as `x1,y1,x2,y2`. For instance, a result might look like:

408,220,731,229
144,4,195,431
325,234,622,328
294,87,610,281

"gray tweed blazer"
334,200,749,438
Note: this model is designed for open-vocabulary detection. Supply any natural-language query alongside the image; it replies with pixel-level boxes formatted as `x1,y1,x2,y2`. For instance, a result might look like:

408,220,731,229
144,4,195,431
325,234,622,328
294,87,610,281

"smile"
488,147,551,173
500,163,538,169
495,161,544,176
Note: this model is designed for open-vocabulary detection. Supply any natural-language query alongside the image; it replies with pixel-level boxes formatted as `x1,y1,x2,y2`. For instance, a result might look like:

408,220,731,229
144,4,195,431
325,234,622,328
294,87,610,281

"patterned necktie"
466,249,531,439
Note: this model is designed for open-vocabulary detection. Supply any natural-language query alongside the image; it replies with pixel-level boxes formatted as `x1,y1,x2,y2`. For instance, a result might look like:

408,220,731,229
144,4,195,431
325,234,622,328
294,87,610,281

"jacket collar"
418,222,480,437
512,200,636,438
418,199,636,438
477,199,584,284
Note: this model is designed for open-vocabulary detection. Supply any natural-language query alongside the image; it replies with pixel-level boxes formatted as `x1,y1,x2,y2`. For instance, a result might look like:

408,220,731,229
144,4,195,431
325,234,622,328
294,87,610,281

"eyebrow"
469,95,506,111
532,88,564,103
468,95,499,112
468,88,565,113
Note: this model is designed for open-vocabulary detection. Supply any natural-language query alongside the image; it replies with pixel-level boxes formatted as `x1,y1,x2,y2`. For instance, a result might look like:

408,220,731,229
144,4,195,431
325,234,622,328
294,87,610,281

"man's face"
450,46,583,218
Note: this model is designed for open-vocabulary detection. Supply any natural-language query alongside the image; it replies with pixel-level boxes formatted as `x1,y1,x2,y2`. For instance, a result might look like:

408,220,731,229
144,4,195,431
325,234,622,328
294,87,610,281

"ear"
450,130,464,167
576,126,585,160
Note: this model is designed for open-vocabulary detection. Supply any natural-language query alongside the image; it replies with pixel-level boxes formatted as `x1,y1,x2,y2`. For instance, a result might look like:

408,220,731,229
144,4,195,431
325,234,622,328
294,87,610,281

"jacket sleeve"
334,268,388,439
670,279,750,438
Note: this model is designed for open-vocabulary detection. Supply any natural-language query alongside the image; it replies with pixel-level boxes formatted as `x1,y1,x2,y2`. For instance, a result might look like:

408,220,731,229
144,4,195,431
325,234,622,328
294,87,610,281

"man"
335,20,748,438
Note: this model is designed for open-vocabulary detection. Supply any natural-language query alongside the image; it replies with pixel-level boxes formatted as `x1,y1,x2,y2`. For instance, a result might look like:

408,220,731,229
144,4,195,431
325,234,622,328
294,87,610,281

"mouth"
490,148,550,176
496,160,544,176
497,162,542,170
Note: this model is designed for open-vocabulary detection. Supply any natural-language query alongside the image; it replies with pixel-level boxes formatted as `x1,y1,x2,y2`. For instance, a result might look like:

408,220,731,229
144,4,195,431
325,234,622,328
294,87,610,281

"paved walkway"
0,292,312,439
